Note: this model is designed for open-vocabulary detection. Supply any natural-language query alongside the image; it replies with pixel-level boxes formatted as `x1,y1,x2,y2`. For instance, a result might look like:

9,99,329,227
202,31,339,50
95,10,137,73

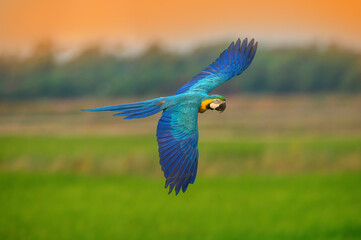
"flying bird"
83,38,258,195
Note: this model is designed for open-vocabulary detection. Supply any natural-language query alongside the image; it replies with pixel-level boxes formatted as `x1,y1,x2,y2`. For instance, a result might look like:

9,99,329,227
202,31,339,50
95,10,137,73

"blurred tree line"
0,41,360,99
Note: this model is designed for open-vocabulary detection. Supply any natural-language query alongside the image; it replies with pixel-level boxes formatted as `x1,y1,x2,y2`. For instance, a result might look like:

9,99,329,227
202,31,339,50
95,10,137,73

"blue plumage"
82,98,165,119
156,105,199,194
176,38,258,94
83,38,258,195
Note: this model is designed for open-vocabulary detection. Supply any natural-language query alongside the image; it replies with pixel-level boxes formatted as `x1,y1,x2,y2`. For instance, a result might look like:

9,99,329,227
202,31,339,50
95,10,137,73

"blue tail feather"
82,98,165,119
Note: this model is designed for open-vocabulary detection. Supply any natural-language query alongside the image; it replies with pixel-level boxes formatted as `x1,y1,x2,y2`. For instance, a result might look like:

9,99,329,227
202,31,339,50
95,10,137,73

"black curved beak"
215,101,226,112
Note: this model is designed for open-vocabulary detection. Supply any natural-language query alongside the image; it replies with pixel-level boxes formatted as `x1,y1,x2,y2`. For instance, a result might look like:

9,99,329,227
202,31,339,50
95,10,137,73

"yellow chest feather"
199,99,213,113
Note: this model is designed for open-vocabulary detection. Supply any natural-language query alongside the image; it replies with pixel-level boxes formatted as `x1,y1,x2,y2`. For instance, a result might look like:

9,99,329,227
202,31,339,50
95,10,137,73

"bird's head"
199,95,226,113
209,98,226,112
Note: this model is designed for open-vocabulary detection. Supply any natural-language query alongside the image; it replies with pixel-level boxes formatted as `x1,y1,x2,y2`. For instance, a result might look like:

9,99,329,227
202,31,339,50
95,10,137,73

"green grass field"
1,95,361,239
1,135,361,175
1,173,361,240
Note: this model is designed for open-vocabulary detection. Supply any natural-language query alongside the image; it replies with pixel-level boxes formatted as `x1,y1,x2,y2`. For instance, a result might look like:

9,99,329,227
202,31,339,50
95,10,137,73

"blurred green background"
1,41,361,99
1,59,361,239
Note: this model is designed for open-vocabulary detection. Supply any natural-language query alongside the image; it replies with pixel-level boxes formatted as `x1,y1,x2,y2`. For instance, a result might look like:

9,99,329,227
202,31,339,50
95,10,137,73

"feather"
157,104,199,195
83,98,165,119
175,38,258,94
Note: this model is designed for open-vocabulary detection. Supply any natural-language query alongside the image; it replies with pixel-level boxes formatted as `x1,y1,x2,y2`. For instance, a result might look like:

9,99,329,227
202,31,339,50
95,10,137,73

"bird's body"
83,38,258,195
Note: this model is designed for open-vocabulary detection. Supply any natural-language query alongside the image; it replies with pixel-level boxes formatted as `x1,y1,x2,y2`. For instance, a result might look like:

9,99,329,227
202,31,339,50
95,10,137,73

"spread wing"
156,103,199,195
176,38,258,94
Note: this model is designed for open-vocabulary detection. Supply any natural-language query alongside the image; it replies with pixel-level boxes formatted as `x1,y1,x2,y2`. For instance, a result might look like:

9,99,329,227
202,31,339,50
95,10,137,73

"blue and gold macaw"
84,38,258,195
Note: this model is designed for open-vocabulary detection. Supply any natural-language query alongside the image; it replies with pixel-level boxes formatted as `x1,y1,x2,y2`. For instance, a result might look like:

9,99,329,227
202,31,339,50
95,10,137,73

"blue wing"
176,38,258,94
156,103,199,195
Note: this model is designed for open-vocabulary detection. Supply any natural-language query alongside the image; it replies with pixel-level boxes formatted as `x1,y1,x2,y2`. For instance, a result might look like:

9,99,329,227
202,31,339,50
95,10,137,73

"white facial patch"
209,102,219,110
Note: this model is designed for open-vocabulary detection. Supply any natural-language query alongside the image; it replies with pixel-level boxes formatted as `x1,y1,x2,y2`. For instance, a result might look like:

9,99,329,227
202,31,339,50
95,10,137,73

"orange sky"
0,0,360,53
